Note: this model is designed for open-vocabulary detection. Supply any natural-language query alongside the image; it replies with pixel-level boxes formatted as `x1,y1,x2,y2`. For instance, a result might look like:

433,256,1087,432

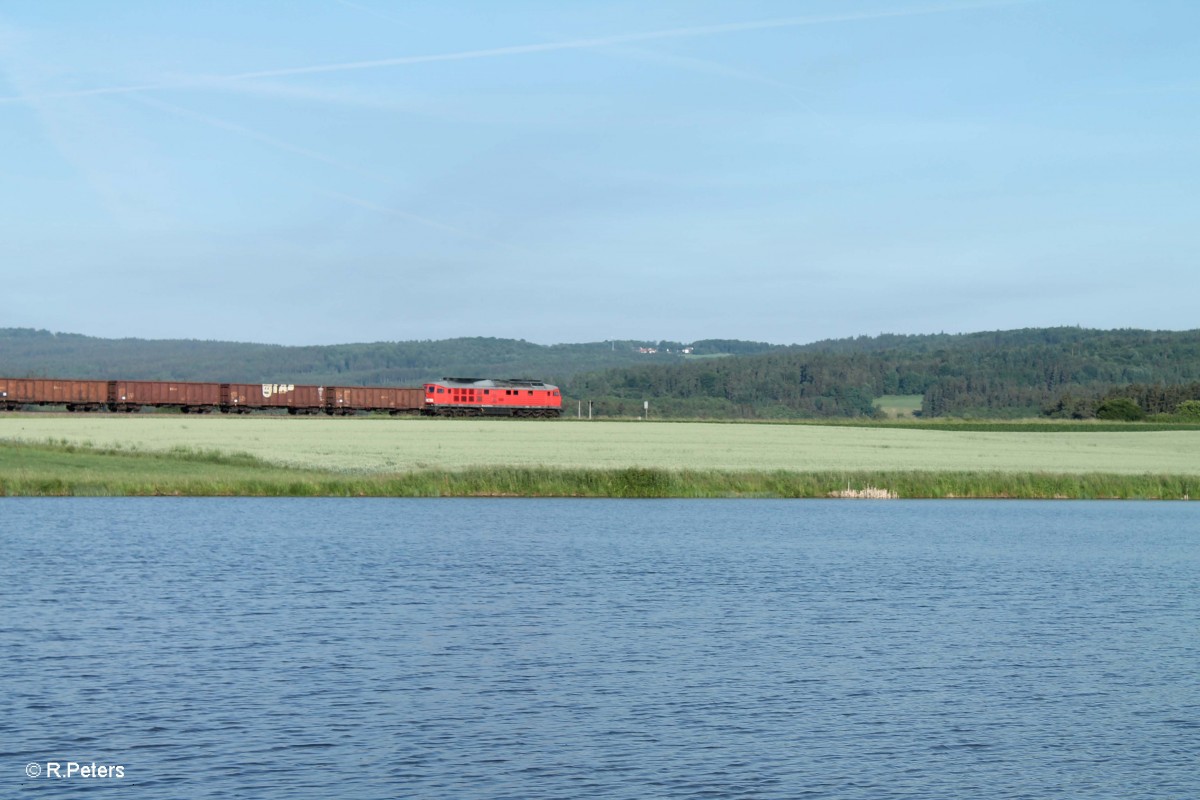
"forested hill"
561,328,1200,419
0,329,761,385
4,327,1199,418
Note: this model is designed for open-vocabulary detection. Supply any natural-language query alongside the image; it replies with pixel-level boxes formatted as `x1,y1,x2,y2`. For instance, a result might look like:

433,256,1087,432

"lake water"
2,499,1197,799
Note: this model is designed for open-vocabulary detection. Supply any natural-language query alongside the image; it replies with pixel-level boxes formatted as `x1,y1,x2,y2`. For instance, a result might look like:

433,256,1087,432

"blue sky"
1,0,1196,346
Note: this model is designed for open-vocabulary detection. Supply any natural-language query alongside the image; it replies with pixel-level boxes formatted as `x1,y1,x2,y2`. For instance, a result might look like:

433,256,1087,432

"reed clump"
828,485,897,499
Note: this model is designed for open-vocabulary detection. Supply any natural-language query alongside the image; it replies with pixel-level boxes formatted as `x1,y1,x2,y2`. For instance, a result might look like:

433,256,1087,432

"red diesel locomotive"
423,378,563,417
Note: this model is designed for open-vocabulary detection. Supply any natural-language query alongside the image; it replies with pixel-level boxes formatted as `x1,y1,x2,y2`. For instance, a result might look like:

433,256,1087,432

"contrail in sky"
131,95,499,242
226,0,1032,80
322,190,499,243
0,0,1032,104
130,94,385,183
227,0,1030,80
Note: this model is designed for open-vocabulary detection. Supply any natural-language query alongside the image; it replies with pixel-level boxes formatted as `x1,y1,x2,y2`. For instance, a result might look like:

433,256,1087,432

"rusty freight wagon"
0,378,109,411
108,380,223,413
223,383,326,414
325,386,424,415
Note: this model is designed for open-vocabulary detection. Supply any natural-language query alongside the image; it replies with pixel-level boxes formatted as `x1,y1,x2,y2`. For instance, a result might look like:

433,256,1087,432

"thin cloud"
129,94,386,183
322,190,497,242
227,0,1031,81
0,78,187,105
0,26,163,227
591,43,815,107
147,76,422,112
331,0,425,32
130,96,511,245
0,0,1034,104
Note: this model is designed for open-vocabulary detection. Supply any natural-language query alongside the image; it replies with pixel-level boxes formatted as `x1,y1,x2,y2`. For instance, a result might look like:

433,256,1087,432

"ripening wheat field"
2,416,1198,475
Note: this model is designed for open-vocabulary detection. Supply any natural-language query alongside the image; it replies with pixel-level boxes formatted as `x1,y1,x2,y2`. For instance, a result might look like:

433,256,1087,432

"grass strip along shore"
1,440,1193,499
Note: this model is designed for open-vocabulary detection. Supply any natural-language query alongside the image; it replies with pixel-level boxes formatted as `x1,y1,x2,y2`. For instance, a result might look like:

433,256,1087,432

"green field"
2,438,1192,499
2,415,1198,476
873,394,924,418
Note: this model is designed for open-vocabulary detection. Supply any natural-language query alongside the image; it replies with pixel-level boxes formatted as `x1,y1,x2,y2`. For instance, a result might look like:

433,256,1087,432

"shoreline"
1,441,1193,499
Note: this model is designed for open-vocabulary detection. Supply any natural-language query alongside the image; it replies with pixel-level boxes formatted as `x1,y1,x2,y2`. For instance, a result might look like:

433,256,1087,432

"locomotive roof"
436,377,557,389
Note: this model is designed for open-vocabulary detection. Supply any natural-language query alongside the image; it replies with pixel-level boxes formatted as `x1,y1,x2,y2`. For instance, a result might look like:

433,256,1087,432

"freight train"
0,376,563,418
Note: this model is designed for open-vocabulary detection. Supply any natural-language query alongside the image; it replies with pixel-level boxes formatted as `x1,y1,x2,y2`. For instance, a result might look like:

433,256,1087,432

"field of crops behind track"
2,416,1198,475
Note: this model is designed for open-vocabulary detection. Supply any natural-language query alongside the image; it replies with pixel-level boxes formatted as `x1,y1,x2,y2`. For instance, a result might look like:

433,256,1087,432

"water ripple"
2,498,1197,799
